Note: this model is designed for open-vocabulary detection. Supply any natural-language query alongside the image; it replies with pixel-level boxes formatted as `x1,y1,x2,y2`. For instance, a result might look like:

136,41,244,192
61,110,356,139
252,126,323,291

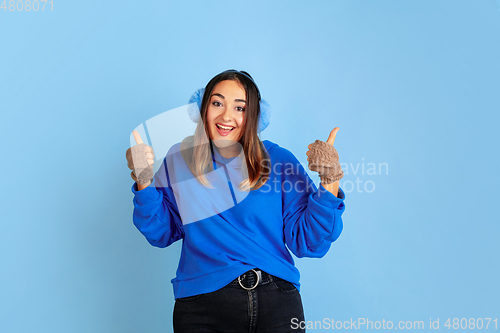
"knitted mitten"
308,139,344,184
126,143,154,185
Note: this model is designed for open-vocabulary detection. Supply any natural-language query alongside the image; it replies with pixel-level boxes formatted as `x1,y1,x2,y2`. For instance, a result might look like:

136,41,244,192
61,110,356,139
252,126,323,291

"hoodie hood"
211,140,278,169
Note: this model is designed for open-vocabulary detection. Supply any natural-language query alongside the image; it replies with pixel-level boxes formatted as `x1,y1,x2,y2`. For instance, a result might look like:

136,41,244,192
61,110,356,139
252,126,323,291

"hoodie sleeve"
279,147,346,258
131,156,184,248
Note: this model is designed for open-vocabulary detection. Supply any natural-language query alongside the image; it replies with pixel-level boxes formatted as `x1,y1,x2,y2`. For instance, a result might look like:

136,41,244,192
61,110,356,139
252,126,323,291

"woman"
126,69,346,332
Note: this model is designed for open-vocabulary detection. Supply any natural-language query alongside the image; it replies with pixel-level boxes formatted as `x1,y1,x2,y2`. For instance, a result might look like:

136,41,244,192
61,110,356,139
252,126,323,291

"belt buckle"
238,269,260,290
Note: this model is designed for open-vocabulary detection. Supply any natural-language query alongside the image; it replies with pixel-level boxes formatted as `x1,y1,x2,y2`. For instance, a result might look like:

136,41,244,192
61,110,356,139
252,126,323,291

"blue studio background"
1,1,499,332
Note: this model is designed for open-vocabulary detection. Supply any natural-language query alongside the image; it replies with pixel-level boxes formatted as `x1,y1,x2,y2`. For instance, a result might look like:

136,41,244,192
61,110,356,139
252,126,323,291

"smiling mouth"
216,124,235,131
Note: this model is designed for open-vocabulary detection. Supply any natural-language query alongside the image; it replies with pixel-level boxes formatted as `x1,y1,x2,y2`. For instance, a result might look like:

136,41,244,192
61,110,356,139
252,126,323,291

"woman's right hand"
126,130,155,187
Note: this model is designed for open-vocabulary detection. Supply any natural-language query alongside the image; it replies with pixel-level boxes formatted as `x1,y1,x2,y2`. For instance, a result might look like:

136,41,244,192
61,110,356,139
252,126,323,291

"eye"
212,101,222,107
236,106,245,112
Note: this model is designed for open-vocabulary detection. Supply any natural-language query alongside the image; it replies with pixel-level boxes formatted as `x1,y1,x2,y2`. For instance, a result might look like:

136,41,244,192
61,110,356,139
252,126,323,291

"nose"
221,105,232,122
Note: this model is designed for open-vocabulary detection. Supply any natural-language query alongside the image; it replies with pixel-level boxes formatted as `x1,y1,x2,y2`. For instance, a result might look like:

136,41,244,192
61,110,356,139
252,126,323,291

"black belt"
229,269,277,290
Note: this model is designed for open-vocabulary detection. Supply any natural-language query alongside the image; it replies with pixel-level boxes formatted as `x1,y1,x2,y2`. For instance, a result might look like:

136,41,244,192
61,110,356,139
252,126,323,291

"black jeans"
173,277,305,333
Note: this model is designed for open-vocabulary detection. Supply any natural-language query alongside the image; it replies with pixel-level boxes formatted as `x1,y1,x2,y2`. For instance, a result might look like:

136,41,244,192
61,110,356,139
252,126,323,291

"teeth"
217,124,234,130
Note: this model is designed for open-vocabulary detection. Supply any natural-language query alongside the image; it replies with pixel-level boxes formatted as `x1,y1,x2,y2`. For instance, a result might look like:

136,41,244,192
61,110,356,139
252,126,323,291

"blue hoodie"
131,139,346,299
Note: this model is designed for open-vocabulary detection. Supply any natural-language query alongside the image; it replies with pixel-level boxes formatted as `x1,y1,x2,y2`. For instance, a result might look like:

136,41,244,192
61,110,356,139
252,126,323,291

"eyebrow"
211,93,246,103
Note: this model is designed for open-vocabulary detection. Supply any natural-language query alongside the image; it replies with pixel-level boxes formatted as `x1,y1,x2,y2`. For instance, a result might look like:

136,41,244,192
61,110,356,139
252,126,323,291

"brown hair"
180,70,270,191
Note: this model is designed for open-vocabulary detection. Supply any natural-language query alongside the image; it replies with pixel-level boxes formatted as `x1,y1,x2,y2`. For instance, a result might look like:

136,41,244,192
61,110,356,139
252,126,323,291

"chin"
212,138,238,148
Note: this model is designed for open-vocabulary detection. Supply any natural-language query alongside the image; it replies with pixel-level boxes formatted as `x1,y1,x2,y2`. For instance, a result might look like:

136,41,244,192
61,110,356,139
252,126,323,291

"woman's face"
206,80,246,148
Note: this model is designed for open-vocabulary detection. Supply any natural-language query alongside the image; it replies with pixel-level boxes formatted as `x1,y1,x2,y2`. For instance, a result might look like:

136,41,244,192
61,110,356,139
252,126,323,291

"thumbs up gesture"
126,131,155,186
306,127,344,184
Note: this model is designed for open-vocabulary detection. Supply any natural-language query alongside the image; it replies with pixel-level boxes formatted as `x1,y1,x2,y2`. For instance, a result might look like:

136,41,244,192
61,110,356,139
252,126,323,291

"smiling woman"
181,70,271,192
127,69,347,333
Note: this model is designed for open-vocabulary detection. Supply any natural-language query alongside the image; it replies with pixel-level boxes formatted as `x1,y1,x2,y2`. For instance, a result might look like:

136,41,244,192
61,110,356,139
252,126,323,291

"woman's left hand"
306,127,344,187
306,127,339,162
